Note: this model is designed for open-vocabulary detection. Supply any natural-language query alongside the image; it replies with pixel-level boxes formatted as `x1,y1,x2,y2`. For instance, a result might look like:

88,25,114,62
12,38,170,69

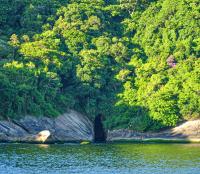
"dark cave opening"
94,114,106,143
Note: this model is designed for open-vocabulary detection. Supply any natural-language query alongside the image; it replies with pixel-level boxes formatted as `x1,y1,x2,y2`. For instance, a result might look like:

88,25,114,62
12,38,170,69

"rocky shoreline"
107,120,200,143
0,110,93,143
1,110,200,143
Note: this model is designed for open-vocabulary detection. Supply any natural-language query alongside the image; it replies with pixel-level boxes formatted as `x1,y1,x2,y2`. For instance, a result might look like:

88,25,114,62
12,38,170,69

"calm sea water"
0,143,200,174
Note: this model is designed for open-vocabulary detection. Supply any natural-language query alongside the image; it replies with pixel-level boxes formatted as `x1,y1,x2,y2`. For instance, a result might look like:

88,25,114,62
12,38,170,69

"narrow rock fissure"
94,114,106,143
12,120,31,133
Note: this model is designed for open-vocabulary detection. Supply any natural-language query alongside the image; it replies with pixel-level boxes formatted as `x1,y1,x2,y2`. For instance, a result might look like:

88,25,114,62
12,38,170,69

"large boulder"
54,110,94,142
0,110,94,143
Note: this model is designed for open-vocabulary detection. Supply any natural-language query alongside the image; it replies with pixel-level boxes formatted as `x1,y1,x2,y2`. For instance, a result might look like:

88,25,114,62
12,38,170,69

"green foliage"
168,58,200,120
0,0,66,36
114,0,200,130
0,60,66,119
0,0,199,131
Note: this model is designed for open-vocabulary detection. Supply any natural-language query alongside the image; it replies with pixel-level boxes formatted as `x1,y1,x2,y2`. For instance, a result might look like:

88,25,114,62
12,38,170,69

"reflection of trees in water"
111,143,200,168
1,143,200,173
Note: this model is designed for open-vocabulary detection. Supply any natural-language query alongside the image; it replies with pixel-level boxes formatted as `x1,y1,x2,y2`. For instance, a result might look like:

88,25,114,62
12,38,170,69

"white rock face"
35,130,51,142
172,120,200,138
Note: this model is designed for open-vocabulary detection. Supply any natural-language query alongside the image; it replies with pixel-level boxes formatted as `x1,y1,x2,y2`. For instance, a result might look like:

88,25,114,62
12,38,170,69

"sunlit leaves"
0,0,199,131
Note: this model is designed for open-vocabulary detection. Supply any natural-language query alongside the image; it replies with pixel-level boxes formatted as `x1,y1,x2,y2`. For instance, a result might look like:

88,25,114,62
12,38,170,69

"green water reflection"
0,143,200,174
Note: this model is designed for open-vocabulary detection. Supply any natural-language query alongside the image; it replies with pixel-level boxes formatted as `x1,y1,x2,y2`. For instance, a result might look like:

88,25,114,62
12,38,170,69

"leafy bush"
0,0,199,131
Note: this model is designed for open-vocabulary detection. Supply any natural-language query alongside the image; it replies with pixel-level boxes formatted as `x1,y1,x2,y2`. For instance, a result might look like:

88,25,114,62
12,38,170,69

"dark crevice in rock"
0,122,10,131
12,120,31,133
94,114,106,143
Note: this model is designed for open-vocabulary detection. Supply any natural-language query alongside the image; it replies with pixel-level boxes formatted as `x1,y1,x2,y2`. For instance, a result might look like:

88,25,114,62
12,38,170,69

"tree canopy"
0,0,199,131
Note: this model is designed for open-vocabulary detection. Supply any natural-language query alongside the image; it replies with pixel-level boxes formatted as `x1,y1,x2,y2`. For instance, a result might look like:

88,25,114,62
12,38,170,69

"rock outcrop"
107,119,200,142
0,110,93,143
1,111,200,143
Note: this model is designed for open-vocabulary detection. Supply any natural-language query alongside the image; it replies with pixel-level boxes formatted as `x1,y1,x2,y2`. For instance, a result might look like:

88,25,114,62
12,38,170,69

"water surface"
0,143,200,174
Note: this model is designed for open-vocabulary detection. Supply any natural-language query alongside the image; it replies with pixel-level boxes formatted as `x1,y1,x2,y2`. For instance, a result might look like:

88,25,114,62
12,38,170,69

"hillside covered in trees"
0,0,199,131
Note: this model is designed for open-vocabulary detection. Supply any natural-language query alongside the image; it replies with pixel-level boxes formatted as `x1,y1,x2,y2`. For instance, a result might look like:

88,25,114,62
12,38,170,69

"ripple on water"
0,143,200,174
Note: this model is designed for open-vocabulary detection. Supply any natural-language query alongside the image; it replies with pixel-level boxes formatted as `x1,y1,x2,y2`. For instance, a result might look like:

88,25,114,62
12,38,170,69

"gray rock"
0,110,94,143
107,119,200,142
54,110,93,142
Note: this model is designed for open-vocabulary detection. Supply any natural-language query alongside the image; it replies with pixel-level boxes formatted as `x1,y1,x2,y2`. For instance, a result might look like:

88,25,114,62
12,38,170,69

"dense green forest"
0,0,199,131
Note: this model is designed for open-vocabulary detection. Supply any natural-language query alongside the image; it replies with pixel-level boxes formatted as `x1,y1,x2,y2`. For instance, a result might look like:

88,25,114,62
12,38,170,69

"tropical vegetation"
0,0,199,131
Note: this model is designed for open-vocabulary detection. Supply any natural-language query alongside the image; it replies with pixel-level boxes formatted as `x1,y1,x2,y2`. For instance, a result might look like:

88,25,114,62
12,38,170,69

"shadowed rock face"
0,110,94,143
94,114,106,142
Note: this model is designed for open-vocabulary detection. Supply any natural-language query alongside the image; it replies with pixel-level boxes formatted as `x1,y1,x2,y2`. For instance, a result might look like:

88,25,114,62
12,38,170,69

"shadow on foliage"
104,103,166,132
